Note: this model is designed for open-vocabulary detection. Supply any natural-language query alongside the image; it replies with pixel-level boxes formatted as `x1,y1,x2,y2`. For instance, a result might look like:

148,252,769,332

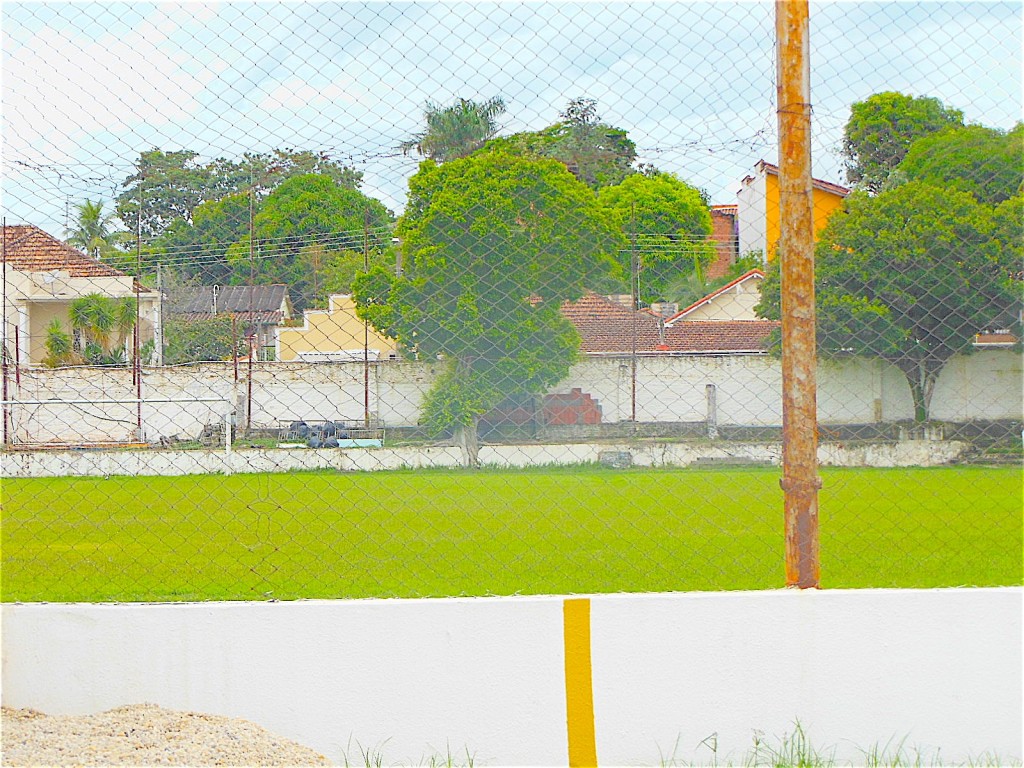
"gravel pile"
1,703,333,766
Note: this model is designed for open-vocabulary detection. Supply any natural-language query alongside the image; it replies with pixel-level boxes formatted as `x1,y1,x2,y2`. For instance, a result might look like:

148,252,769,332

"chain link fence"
1,2,1021,602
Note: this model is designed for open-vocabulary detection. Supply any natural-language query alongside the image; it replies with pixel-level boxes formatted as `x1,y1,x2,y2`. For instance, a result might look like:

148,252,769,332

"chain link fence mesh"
1,2,1021,602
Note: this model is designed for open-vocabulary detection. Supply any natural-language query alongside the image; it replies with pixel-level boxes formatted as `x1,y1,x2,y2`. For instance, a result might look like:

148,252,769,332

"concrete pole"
776,0,820,588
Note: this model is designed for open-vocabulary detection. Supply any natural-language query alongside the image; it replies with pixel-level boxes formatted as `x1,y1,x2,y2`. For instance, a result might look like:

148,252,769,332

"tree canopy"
898,123,1024,205
400,97,506,163
756,182,1021,422
116,148,363,240
243,174,393,309
353,152,623,464
64,199,127,260
842,92,964,192
482,98,636,190
141,173,393,309
596,170,714,303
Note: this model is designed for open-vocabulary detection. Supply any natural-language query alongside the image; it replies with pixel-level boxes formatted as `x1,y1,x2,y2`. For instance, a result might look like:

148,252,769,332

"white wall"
736,170,767,257
3,588,1020,766
0,438,970,478
3,351,1020,445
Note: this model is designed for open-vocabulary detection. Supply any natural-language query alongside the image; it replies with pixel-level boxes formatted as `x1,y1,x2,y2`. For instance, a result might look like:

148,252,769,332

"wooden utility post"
776,0,820,588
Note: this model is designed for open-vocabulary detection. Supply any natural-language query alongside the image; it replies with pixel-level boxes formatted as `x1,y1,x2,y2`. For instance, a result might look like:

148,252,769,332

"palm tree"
68,294,117,360
113,297,138,356
65,199,126,260
400,96,506,163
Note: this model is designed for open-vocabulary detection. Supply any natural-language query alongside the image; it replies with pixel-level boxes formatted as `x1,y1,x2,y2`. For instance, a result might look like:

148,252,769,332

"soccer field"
1,465,1020,602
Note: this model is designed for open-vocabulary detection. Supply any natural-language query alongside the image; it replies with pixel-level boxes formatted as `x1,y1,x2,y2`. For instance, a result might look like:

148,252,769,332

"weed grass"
1,465,1020,602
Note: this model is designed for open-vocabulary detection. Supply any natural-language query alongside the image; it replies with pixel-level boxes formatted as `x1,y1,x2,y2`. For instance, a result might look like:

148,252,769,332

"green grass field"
1,465,1020,602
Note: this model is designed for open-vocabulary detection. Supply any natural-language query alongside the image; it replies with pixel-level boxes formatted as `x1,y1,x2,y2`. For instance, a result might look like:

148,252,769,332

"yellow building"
276,294,400,362
735,160,850,262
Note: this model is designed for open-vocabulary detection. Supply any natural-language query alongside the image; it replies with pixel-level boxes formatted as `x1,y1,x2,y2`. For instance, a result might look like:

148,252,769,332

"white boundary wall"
4,350,1020,444
0,439,969,477
3,588,1020,766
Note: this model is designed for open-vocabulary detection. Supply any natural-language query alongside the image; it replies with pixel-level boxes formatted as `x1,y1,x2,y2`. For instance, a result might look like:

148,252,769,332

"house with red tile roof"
1,225,161,365
665,269,765,324
560,292,777,356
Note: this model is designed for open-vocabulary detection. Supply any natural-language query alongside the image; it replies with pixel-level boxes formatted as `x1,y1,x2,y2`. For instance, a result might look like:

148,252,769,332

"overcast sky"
2,1,1020,237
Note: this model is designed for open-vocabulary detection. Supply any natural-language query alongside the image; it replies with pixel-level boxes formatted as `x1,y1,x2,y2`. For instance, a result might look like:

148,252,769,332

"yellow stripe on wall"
563,597,598,767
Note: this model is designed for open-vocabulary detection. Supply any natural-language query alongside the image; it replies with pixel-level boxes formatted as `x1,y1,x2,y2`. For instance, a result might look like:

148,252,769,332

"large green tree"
235,173,393,309
898,123,1024,205
483,98,636,190
353,152,624,465
596,170,714,303
150,192,252,283
400,96,507,163
756,182,1021,422
117,148,363,240
116,150,220,239
842,92,964,192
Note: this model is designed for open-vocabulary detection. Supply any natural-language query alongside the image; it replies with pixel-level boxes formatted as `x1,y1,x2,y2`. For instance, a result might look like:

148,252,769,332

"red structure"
542,388,602,425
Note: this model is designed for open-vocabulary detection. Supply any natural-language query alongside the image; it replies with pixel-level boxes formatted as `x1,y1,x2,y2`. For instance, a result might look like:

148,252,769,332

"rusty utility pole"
776,0,820,588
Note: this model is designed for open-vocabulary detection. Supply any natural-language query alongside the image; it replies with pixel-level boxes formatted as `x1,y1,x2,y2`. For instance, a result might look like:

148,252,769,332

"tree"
67,294,136,365
235,148,363,195
596,170,714,303
117,148,363,241
65,200,127,260
236,173,393,309
149,192,252,283
842,92,964,192
756,182,1021,422
483,98,636,190
162,315,245,364
353,152,624,465
116,150,217,239
547,97,636,189
42,319,82,368
400,97,507,163
898,123,1024,205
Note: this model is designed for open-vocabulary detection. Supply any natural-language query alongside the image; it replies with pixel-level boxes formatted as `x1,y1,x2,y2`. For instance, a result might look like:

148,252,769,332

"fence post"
776,0,820,588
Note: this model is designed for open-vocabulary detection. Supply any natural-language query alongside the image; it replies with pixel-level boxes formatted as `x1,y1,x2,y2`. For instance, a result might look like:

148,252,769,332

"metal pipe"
630,203,638,424
2,217,8,446
363,208,371,428
2,398,231,405
776,0,820,588
246,335,254,431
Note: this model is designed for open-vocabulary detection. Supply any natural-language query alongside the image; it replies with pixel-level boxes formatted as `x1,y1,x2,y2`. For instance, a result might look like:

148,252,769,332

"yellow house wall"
764,174,846,262
277,295,398,361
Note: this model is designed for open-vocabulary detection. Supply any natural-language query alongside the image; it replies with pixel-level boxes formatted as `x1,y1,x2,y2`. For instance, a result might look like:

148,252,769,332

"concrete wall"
0,439,971,478
2,588,1020,766
2,351,1020,445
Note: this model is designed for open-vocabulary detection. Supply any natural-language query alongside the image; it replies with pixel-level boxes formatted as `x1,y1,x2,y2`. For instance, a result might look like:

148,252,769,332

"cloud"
2,1,1020,234
3,15,214,164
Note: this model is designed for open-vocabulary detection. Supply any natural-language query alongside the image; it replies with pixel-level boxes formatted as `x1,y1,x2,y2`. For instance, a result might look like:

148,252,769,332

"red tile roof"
561,293,777,355
1,224,129,279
